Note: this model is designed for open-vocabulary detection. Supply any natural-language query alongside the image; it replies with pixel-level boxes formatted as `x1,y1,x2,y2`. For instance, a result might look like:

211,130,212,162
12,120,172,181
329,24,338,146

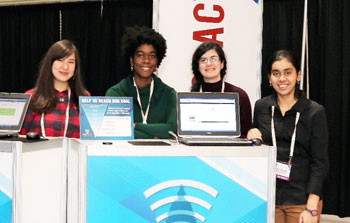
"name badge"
276,161,291,181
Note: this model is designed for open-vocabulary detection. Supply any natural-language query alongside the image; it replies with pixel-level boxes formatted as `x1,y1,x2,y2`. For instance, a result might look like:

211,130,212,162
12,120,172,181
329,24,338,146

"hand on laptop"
247,128,262,141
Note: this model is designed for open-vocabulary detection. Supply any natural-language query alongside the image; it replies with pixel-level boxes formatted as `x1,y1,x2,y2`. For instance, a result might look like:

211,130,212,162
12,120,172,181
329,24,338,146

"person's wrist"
305,208,318,217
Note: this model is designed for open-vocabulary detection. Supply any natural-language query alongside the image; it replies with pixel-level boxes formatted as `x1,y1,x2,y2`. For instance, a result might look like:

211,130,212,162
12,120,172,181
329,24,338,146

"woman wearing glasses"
191,41,252,137
106,26,177,139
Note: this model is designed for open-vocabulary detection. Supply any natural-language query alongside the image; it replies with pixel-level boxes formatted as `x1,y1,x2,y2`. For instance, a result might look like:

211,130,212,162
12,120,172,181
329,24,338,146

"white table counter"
68,139,276,223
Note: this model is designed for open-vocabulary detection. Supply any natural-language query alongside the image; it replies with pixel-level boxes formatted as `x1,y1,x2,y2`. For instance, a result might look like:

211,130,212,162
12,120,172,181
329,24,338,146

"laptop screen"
177,92,240,137
0,93,31,133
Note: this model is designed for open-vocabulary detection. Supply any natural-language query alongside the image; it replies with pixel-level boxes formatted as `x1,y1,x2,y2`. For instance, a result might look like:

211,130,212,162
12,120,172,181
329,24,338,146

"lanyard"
200,81,225,93
40,88,71,138
271,105,300,165
133,78,154,124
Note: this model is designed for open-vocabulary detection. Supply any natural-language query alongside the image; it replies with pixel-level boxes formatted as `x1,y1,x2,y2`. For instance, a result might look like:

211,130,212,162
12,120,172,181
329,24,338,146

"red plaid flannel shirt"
20,89,83,138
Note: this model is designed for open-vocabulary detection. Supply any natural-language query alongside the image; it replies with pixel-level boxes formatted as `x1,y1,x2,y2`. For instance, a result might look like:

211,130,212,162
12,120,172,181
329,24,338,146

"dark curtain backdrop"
0,0,152,96
0,0,349,217
263,0,350,217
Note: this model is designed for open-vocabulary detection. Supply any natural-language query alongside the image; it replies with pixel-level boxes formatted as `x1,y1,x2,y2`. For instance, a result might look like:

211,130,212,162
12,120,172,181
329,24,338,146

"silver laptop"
176,92,252,146
0,92,31,137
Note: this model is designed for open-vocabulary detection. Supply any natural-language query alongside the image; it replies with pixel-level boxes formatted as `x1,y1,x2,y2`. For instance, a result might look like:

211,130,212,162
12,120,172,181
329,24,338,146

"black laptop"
0,92,31,137
176,92,252,146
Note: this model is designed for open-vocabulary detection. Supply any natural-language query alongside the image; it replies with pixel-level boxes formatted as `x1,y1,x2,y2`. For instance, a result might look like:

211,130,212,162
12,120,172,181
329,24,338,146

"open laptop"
0,92,31,137
176,92,252,146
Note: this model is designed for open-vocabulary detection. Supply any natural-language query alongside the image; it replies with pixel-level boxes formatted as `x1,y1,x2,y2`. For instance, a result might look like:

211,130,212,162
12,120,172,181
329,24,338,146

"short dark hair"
267,50,302,98
191,41,227,91
121,26,167,68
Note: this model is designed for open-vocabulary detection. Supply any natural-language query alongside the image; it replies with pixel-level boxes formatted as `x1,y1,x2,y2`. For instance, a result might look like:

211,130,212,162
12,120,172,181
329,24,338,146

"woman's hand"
299,194,320,223
299,210,318,223
247,128,262,140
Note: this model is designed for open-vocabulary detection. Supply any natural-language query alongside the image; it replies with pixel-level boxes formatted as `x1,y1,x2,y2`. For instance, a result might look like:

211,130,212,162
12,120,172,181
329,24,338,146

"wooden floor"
322,215,350,223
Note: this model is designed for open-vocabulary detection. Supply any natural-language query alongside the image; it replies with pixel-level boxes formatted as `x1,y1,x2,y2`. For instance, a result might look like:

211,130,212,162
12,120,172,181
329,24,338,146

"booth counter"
0,141,20,223
1,139,276,223
0,139,67,223
68,140,276,223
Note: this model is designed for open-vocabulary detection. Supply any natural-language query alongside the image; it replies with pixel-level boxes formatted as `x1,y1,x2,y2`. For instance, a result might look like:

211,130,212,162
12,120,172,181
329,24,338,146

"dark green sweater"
106,74,177,139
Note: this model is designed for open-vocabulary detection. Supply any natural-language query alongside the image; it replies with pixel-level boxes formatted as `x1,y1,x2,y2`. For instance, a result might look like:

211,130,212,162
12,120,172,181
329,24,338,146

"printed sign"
79,96,134,140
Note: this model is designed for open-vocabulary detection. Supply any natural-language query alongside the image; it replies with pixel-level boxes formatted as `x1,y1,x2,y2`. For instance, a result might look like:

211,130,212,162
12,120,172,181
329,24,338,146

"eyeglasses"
199,56,220,64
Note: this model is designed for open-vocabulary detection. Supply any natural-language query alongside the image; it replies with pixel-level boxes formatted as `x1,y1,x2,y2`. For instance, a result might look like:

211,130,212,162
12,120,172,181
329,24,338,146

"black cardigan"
252,93,329,205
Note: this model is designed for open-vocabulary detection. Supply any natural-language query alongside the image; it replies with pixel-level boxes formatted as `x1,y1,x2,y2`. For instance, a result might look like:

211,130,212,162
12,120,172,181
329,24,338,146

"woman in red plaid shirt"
20,40,89,138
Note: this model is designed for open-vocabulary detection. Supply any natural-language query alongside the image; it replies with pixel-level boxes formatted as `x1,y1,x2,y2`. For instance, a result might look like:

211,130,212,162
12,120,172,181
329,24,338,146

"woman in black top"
247,50,329,223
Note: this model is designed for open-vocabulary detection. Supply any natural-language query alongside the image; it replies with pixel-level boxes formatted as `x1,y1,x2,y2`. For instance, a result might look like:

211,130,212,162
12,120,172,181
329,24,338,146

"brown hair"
31,40,87,113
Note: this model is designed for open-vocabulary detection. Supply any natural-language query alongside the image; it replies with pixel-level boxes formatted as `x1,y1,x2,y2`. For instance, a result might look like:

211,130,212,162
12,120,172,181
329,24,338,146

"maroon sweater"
199,80,252,138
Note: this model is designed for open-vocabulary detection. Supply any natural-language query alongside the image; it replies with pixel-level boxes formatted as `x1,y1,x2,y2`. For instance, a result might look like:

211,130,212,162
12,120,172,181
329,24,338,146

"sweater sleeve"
134,129,154,139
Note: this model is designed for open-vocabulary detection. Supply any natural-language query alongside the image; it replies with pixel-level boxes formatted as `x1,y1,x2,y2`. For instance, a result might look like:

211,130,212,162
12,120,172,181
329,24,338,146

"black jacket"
253,93,329,205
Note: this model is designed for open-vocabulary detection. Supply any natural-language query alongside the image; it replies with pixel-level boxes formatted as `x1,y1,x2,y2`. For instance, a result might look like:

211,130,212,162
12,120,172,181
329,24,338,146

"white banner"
153,0,263,105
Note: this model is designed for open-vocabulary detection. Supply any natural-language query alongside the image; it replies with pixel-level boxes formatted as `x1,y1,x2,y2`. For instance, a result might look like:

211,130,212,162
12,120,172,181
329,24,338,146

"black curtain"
0,4,59,93
308,0,350,217
60,1,153,96
263,0,350,217
0,0,349,217
0,0,153,96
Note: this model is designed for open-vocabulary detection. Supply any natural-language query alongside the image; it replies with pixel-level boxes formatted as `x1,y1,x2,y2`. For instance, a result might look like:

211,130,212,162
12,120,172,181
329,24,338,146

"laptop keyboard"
183,137,247,142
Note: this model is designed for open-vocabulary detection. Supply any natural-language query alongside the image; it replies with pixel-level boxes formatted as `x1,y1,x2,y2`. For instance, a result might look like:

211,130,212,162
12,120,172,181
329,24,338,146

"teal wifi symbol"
144,180,218,222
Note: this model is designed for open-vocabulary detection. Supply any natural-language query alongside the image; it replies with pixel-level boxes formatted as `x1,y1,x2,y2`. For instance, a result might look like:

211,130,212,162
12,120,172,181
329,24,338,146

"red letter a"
193,28,224,47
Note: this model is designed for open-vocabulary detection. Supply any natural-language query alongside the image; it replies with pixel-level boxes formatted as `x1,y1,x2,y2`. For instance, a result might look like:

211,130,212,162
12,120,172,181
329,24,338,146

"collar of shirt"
127,74,166,102
56,89,69,102
269,92,310,115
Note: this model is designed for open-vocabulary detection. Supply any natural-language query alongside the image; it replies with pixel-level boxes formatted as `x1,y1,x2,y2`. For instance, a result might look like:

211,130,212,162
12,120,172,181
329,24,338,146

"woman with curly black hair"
106,26,177,139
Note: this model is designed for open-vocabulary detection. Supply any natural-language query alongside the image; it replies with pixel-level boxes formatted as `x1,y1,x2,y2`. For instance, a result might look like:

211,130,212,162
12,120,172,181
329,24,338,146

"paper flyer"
80,96,134,140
